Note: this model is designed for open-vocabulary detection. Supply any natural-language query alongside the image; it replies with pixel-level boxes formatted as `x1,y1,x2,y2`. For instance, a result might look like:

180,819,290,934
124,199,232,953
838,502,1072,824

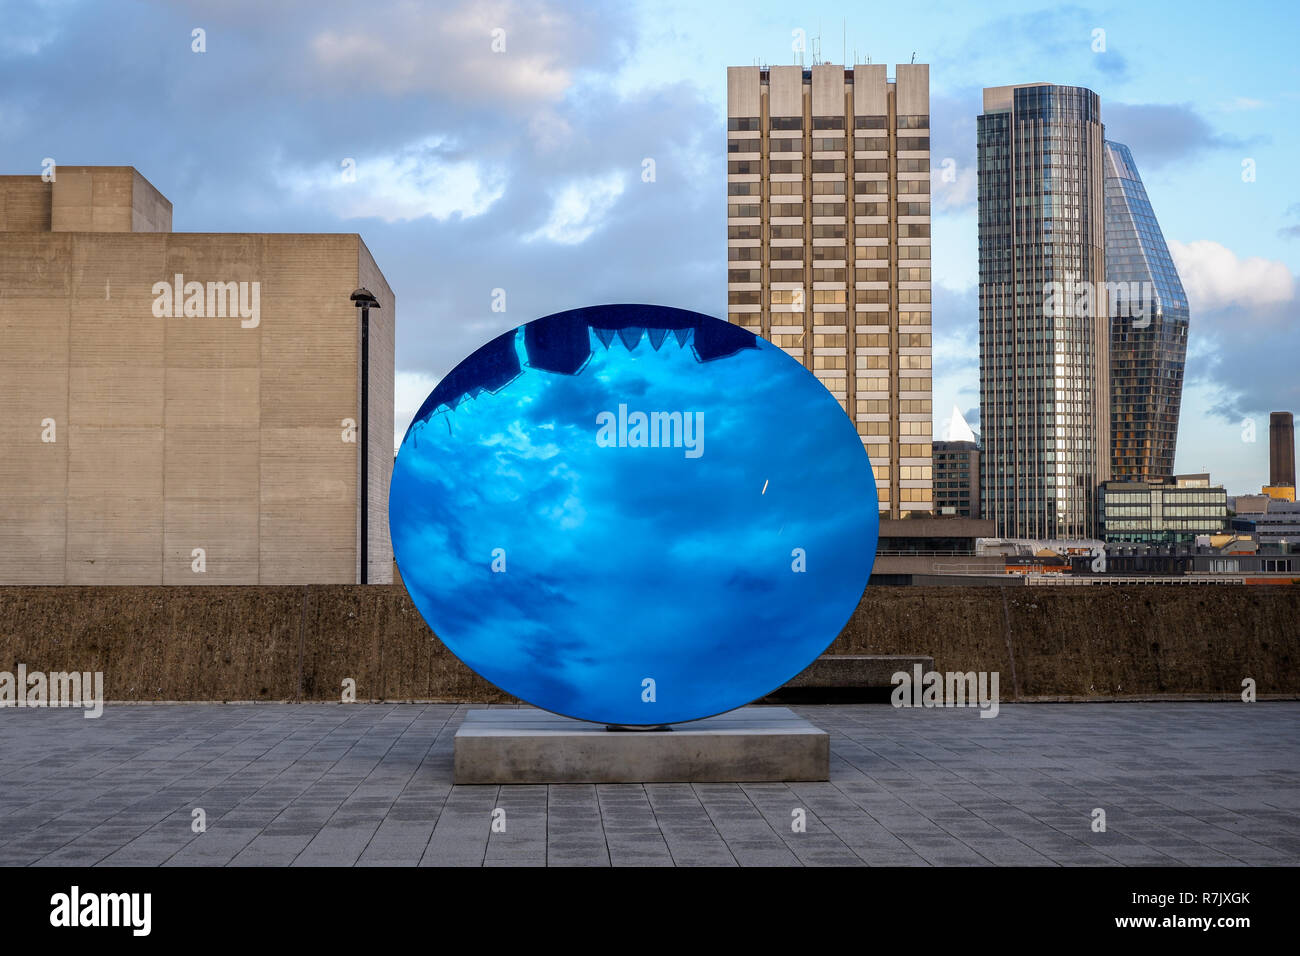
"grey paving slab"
0,701,1295,866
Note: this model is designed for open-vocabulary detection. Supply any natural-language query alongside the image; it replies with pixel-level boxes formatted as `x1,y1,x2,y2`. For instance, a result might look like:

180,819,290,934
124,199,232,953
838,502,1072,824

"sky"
2,0,1297,495
388,309,877,724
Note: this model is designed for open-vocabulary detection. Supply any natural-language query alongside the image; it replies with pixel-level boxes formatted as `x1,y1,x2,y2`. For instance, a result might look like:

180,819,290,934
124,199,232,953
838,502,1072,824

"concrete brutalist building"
0,166,393,584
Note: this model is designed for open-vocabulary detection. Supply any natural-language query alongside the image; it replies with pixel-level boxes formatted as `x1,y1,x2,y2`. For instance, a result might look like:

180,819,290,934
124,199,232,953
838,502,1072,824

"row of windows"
740,222,933,240
754,223,915,240
726,248,931,265
749,141,932,162
729,114,929,131
749,202,851,217
744,288,932,306
1103,506,1225,519
730,200,934,218
1103,492,1225,505
822,372,932,389
733,158,939,178
729,142,931,161
856,399,933,413
1105,519,1228,531
727,313,931,328
854,267,932,281
895,489,933,502
740,223,933,240
857,420,933,435
756,333,935,353
770,289,859,304
728,186,935,221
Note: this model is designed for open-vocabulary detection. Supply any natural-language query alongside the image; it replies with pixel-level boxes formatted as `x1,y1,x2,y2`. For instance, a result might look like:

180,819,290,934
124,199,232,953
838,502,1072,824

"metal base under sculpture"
454,706,829,784
604,724,672,732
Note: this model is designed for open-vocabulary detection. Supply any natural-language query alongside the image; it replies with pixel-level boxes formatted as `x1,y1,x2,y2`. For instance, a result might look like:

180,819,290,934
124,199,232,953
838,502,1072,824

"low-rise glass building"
1098,474,1227,544
1231,498,1300,546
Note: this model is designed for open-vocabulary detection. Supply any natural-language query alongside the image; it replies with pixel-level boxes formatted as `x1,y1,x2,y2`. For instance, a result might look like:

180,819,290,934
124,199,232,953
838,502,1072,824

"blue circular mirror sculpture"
390,305,878,726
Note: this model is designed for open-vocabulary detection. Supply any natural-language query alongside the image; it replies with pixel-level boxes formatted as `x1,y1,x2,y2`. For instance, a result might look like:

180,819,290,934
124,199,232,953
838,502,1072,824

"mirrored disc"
390,304,878,725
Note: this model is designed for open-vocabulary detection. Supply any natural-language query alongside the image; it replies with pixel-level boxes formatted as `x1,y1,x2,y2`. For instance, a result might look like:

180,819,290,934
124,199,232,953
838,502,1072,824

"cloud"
151,0,633,105
1189,318,1300,424
276,135,507,223
1092,47,1128,79
395,369,442,446
930,283,980,438
932,162,977,212
525,171,626,244
932,283,979,367
1280,203,1300,240
1104,102,1256,168
0,0,71,57
1168,239,1295,312
308,1,582,102
1168,240,1299,422
1221,97,1265,112
928,90,979,213
936,6,1131,87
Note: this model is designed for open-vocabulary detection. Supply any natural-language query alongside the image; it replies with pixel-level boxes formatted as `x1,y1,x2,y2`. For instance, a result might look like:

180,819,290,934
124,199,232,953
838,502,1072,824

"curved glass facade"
977,84,1109,539
1104,140,1189,481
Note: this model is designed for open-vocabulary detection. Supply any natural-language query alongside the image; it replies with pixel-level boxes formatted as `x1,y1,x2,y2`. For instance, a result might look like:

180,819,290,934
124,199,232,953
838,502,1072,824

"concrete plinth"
453,706,829,784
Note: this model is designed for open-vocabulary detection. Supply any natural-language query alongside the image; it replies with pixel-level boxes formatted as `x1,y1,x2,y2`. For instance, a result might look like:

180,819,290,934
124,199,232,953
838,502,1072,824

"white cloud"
394,369,442,448
309,0,577,102
525,171,625,245
931,161,976,212
1174,379,1269,495
278,135,506,223
1168,239,1295,312
527,109,575,153
0,0,72,57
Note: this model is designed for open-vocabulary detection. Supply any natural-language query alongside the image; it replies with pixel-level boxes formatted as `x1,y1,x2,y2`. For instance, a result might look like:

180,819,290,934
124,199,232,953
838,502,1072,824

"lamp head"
351,288,380,308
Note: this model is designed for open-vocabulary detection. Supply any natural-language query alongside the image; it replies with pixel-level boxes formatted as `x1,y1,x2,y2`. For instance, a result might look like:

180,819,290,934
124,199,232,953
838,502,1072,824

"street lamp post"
351,288,380,585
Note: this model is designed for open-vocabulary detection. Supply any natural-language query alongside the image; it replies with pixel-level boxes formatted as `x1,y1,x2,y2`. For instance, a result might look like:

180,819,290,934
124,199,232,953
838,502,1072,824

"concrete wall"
0,229,393,584
357,240,395,585
1,584,1295,701
47,167,173,233
0,167,173,233
0,176,52,231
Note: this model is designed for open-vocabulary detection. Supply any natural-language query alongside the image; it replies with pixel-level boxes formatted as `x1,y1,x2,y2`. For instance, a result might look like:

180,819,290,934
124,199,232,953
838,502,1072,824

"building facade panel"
1098,475,1227,544
1104,140,1188,481
934,439,980,517
977,83,1110,539
0,167,393,585
728,63,933,517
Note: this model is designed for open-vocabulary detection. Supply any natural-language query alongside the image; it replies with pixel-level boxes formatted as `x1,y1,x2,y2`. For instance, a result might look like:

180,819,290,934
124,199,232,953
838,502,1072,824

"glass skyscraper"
1104,140,1189,481
977,84,1110,539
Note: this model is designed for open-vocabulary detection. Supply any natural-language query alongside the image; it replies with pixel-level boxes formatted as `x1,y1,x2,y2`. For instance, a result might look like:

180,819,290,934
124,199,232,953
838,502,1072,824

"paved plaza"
0,702,1296,866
